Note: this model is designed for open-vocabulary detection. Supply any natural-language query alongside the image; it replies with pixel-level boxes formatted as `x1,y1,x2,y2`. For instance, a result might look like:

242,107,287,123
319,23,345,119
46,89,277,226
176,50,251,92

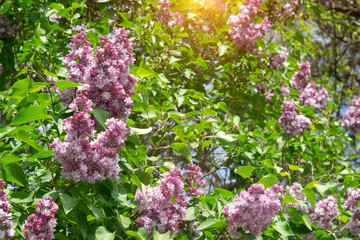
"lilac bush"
278,101,311,136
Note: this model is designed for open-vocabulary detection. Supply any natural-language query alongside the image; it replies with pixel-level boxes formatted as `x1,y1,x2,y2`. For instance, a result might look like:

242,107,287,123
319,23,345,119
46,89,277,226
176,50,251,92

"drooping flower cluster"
309,196,339,230
223,184,283,238
51,28,135,183
290,62,311,92
278,101,311,136
342,96,360,135
344,188,360,237
300,82,329,109
285,182,308,212
50,96,128,183
281,85,290,96
72,23,87,32
23,197,58,240
156,0,184,28
0,65,2,75
227,0,271,52
0,179,15,239
265,91,274,104
184,164,206,197
135,165,205,236
269,47,288,69
318,0,331,8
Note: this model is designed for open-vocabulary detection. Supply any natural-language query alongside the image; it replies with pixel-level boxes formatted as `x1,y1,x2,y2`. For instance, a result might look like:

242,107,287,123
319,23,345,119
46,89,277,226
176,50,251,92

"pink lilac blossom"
290,62,311,92
72,23,87,32
184,164,206,197
318,0,331,8
23,197,58,240
344,188,360,237
0,65,2,75
156,0,184,28
227,0,271,52
285,182,308,212
277,0,299,21
269,47,288,69
265,91,274,104
256,81,265,93
309,196,338,230
281,85,290,96
300,82,329,109
342,96,360,135
0,179,15,239
49,14,62,24
135,165,205,236
278,101,311,136
223,184,283,238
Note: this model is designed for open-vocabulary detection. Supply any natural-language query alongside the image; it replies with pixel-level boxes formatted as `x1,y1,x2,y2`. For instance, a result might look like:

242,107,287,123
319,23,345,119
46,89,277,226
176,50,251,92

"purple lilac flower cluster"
278,101,311,136
135,165,205,236
281,85,290,96
227,0,271,52
318,0,332,8
309,196,339,230
344,188,360,237
184,164,206,197
51,28,135,183
300,82,329,109
23,197,58,240
285,182,308,212
222,184,283,238
0,65,2,75
0,179,15,239
269,47,288,69
290,62,311,92
72,23,87,32
0,15,13,38
342,96,360,135
276,0,299,21
156,0,184,28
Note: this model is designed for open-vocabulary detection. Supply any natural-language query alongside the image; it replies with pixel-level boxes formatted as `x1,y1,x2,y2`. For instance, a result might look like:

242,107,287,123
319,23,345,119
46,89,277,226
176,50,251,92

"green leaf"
4,163,27,187
130,127,152,135
10,105,49,125
57,67,68,78
197,219,225,230
259,174,278,188
136,68,152,77
153,230,171,240
95,226,115,240
215,131,235,145
289,88,300,96
301,188,316,209
13,130,42,150
89,204,103,224
93,108,109,130
191,57,208,70
184,207,197,221
97,0,110,2
54,80,81,92
59,193,79,214
217,42,228,57
234,166,255,179
273,218,294,237
0,2,11,14
172,143,192,162
276,134,287,149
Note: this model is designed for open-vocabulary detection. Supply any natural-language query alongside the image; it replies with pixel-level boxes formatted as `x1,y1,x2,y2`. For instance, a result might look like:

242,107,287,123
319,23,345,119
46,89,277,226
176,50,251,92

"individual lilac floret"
300,82,329,109
23,197,58,240
309,196,338,230
223,184,283,238
135,165,206,236
269,47,288,69
290,62,311,92
227,0,271,52
0,179,15,239
342,96,360,135
278,101,311,136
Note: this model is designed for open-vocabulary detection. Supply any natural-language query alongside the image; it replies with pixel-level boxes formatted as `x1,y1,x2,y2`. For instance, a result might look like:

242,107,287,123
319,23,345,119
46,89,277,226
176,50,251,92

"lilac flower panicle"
281,85,290,96
0,179,15,239
135,165,206,236
265,91,274,104
269,47,288,69
227,0,271,52
156,0,184,28
23,197,58,240
278,101,311,136
344,188,360,237
300,82,329,109
223,184,283,238
342,96,360,135
309,196,338,230
290,62,311,92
